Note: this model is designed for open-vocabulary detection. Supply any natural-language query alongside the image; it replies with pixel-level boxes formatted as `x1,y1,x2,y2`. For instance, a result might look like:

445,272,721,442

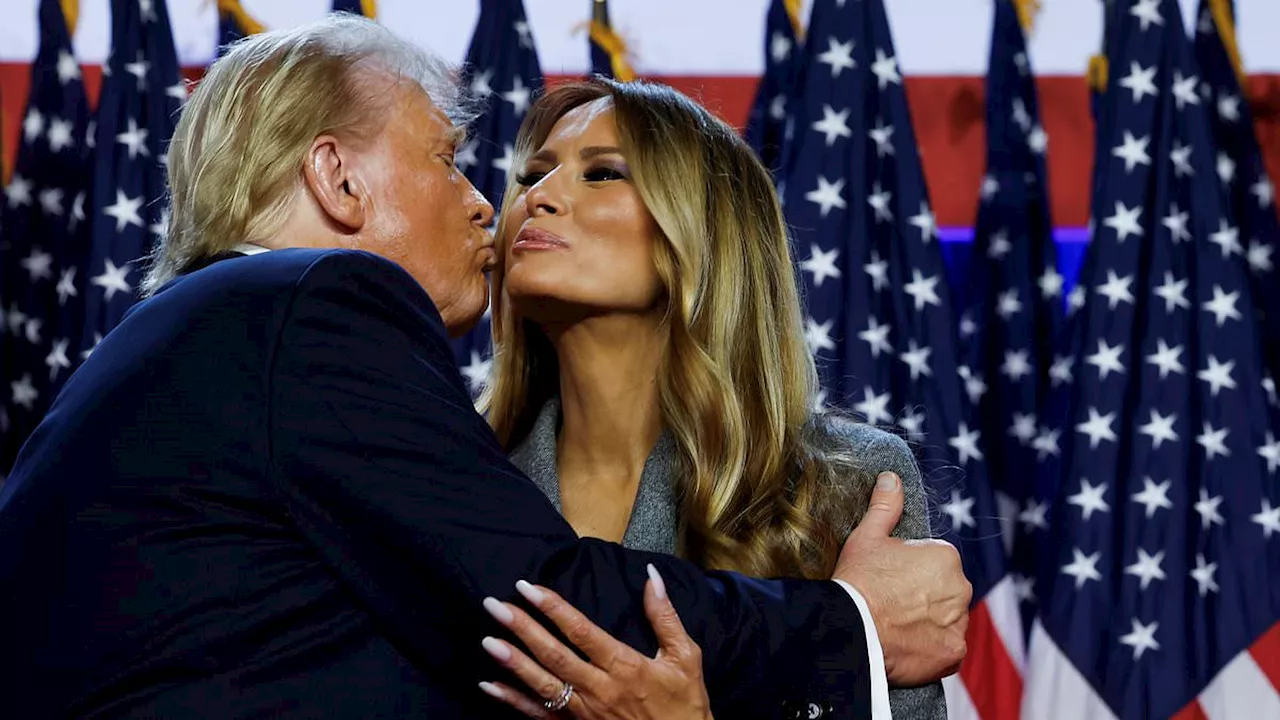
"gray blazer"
509,397,948,719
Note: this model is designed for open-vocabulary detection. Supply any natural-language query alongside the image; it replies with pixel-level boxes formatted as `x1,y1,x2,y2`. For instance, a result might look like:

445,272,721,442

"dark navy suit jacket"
0,249,872,718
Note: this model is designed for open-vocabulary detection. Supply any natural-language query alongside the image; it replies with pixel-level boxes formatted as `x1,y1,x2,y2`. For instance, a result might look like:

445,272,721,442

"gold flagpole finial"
217,0,267,35
589,0,637,82
782,0,805,42
60,0,79,36
1207,0,1246,89
1012,0,1042,33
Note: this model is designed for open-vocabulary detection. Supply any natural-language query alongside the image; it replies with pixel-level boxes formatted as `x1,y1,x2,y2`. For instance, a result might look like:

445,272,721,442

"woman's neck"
547,315,665,487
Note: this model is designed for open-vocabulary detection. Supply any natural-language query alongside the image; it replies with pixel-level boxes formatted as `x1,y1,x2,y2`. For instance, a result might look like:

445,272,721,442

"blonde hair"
143,14,475,295
482,80,875,579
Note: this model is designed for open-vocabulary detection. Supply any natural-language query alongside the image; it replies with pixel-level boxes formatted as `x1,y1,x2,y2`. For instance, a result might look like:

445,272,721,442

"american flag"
450,0,544,396
743,0,803,176
330,0,374,17
1022,1,1280,718
1194,0,1280,379
773,0,1013,714
0,0,91,473
78,0,183,359
587,0,634,82
949,1,1063,716
216,0,265,53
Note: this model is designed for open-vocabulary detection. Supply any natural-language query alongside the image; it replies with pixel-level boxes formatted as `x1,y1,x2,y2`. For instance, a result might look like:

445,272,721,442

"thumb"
643,564,692,653
853,472,904,540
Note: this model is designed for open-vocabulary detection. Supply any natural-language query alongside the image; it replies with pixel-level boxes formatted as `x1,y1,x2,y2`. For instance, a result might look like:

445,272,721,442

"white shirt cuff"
834,579,892,720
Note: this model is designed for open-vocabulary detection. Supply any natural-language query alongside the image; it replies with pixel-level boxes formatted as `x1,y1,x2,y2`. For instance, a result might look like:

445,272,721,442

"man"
0,16,969,719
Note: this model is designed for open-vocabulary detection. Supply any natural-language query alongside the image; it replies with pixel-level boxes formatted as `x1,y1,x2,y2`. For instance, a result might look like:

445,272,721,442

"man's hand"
833,471,972,686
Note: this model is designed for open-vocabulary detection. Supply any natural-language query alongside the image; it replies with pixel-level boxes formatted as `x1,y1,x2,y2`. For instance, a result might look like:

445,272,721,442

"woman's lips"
512,227,570,253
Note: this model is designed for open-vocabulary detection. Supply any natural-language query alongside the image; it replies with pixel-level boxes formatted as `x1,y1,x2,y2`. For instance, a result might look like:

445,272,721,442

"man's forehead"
401,86,463,146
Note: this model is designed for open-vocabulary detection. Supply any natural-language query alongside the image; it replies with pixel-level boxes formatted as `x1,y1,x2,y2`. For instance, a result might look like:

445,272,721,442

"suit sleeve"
266,251,874,717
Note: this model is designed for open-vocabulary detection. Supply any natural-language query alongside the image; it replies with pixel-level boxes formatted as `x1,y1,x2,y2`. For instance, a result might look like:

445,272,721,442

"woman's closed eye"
584,165,628,182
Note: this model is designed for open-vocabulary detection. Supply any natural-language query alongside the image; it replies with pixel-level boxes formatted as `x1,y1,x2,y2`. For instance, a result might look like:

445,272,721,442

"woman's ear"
301,134,366,232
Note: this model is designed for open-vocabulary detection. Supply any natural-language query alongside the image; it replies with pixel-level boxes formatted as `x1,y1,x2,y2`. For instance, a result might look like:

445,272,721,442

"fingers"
482,595,610,690
850,472,904,539
481,635,581,715
512,580,635,670
643,564,700,665
478,680,554,719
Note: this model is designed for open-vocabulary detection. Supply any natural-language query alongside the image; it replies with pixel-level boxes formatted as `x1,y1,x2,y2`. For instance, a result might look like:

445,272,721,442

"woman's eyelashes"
515,164,628,187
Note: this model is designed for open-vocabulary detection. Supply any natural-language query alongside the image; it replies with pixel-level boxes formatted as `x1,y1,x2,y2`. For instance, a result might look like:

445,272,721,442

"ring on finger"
543,681,574,712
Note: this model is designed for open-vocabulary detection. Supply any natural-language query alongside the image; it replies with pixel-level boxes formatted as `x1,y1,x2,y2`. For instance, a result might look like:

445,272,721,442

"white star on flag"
1085,338,1126,380
1103,201,1144,242
1195,489,1226,529
940,489,977,529
1257,432,1280,474
1076,407,1118,449
1113,131,1152,173
899,340,933,380
1133,405,1180,450
1197,355,1237,396
903,269,941,311
857,316,893,358
1153,272,1191,312
799,245,841,287
1208,220,1243,258
1195,421,1231,461
1162,204,1191,243
868,120,895,157
1067,478,1111,520
1062,548,1103,589
103,189,145,232
1119,61,1159,103
1146,339,1186,378
1119,619,1161,659
870,48,901,88
1201,285,1241,327
20,248,54,282
1169,143,1194,177
1096,270,1135,308
1190,554,1219,596
1131,477,1174,517
1124,548,1167,590
812,105,853,146
948,424,983,465
866,182,893,222
460,351,492,393
502,76,532,116
806,175,846,217
91,259,133,301
817,37,857,77
804,317,836,354
1253,500,1280,538
907,201,937,242
1020,499,1050,531
56,50,80,84
854,386,893,426
11,375,39,410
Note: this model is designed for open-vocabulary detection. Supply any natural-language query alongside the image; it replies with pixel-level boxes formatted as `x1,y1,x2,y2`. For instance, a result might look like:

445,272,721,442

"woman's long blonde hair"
481,79,874,579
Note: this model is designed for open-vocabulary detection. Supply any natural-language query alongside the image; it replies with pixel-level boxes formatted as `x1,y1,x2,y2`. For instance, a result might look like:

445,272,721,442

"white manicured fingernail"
646,563,667,600
515,579,546,606
478,681,504,699
483,596,514,625
481,636,512,662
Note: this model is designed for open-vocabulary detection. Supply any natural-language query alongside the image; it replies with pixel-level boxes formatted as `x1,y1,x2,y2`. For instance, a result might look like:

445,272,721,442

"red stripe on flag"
1248,620,1280,692
1170,698,1210,720
958,599,1023,720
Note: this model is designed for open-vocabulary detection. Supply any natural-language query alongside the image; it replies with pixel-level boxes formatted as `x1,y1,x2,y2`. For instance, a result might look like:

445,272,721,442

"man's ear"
301,134,366,232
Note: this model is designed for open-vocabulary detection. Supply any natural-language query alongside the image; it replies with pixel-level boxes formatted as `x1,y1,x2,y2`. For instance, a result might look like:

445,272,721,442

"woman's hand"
477,564,713,720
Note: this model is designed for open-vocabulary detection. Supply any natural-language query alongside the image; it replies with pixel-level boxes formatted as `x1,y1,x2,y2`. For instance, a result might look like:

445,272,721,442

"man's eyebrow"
442,126,468,147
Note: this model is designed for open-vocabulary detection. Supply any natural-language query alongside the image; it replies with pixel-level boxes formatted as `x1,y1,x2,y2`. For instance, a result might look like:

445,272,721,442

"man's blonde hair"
143,14,475,295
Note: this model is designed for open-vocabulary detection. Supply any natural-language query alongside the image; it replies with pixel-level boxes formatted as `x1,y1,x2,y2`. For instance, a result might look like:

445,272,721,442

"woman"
476,78,947,719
